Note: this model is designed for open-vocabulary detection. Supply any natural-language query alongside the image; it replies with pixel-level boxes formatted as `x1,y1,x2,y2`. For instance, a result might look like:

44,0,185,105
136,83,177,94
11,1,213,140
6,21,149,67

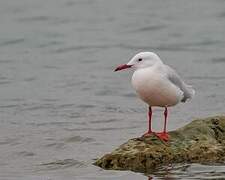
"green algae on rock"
94,116,225,173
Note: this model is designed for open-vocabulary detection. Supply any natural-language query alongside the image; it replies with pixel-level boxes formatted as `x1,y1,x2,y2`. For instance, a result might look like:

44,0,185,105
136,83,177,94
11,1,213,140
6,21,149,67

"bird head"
114,52,162,71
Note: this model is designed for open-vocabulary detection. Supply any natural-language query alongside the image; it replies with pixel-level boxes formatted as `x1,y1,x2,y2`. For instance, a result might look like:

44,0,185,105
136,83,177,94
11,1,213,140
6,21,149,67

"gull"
114,52,195,141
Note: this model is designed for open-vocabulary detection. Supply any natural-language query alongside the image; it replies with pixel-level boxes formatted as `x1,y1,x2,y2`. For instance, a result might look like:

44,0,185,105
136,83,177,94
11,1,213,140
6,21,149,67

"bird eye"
138,58,142,62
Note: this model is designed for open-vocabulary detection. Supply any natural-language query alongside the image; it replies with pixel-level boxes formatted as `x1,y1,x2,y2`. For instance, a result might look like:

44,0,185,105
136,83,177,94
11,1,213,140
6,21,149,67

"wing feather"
164,65,195,102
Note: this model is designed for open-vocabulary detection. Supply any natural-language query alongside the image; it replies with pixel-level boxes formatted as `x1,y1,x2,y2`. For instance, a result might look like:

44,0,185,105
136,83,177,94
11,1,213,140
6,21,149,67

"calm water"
0,0,225,179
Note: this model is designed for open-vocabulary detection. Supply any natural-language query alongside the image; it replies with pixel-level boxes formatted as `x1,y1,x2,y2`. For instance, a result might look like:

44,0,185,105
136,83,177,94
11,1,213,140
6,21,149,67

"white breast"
131,67,183,107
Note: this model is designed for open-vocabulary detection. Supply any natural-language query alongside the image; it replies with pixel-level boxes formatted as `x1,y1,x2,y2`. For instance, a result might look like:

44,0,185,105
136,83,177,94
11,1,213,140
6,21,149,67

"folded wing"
165,65,195,102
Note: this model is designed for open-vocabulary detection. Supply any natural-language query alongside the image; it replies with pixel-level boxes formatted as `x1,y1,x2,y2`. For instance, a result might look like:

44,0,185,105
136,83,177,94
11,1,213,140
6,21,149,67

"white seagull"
114,52,195,141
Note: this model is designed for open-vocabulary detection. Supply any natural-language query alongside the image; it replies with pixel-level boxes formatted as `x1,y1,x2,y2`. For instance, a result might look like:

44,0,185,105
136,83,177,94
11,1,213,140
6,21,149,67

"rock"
94,116,225,173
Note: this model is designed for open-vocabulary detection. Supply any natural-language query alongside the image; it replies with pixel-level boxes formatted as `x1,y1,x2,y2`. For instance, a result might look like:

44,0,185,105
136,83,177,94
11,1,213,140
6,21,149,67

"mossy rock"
94,116,225,173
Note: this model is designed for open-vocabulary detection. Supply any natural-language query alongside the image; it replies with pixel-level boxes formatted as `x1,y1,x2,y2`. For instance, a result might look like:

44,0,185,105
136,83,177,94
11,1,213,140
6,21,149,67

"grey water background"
0,0,225,179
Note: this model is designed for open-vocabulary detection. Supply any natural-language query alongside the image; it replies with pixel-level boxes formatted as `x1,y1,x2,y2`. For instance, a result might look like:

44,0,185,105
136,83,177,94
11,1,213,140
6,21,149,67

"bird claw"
155,132,169,141
142,131,154,137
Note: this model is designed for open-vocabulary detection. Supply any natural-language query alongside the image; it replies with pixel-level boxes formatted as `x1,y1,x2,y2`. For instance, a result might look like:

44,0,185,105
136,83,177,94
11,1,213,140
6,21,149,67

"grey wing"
164,65,195,102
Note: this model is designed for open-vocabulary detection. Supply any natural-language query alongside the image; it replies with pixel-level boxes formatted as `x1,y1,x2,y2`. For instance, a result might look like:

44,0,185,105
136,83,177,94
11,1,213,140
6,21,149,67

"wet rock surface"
94,116,225,173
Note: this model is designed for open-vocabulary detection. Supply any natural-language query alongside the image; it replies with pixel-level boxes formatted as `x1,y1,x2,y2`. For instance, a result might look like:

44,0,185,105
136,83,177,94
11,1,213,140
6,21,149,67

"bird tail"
186,85,195,99
181,84,195,102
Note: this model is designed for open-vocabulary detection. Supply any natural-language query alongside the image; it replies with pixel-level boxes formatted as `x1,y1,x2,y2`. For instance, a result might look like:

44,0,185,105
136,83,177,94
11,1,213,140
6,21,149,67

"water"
0,0,225,179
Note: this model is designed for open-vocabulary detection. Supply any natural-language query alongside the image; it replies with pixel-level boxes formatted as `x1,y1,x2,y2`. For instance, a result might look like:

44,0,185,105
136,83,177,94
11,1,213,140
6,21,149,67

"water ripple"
212,57,225,63
0,81,11,85
90,118,121,124
0,105,19,109
122,92,136,97
0,38,25,46
149,163,225,179
189,76,225,80
118,40,220,52
38,41,63,48
44,142,65,149
52,44,113,54
27,121,73,127
0,59,13,64
64,126,138,132
40,159,85,170
63,135,95,143
0,137,19,146
77,104,95,109
131,24,166,32
17,151,35,157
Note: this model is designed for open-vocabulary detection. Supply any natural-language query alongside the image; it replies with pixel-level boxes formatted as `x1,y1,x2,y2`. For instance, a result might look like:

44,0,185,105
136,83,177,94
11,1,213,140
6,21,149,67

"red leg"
163,106,168,133
156,107,169,141
142,106,153,136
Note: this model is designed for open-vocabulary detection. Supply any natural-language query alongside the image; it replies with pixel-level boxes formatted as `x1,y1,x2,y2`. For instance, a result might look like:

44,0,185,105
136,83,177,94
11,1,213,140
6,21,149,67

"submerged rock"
94,116,225,173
